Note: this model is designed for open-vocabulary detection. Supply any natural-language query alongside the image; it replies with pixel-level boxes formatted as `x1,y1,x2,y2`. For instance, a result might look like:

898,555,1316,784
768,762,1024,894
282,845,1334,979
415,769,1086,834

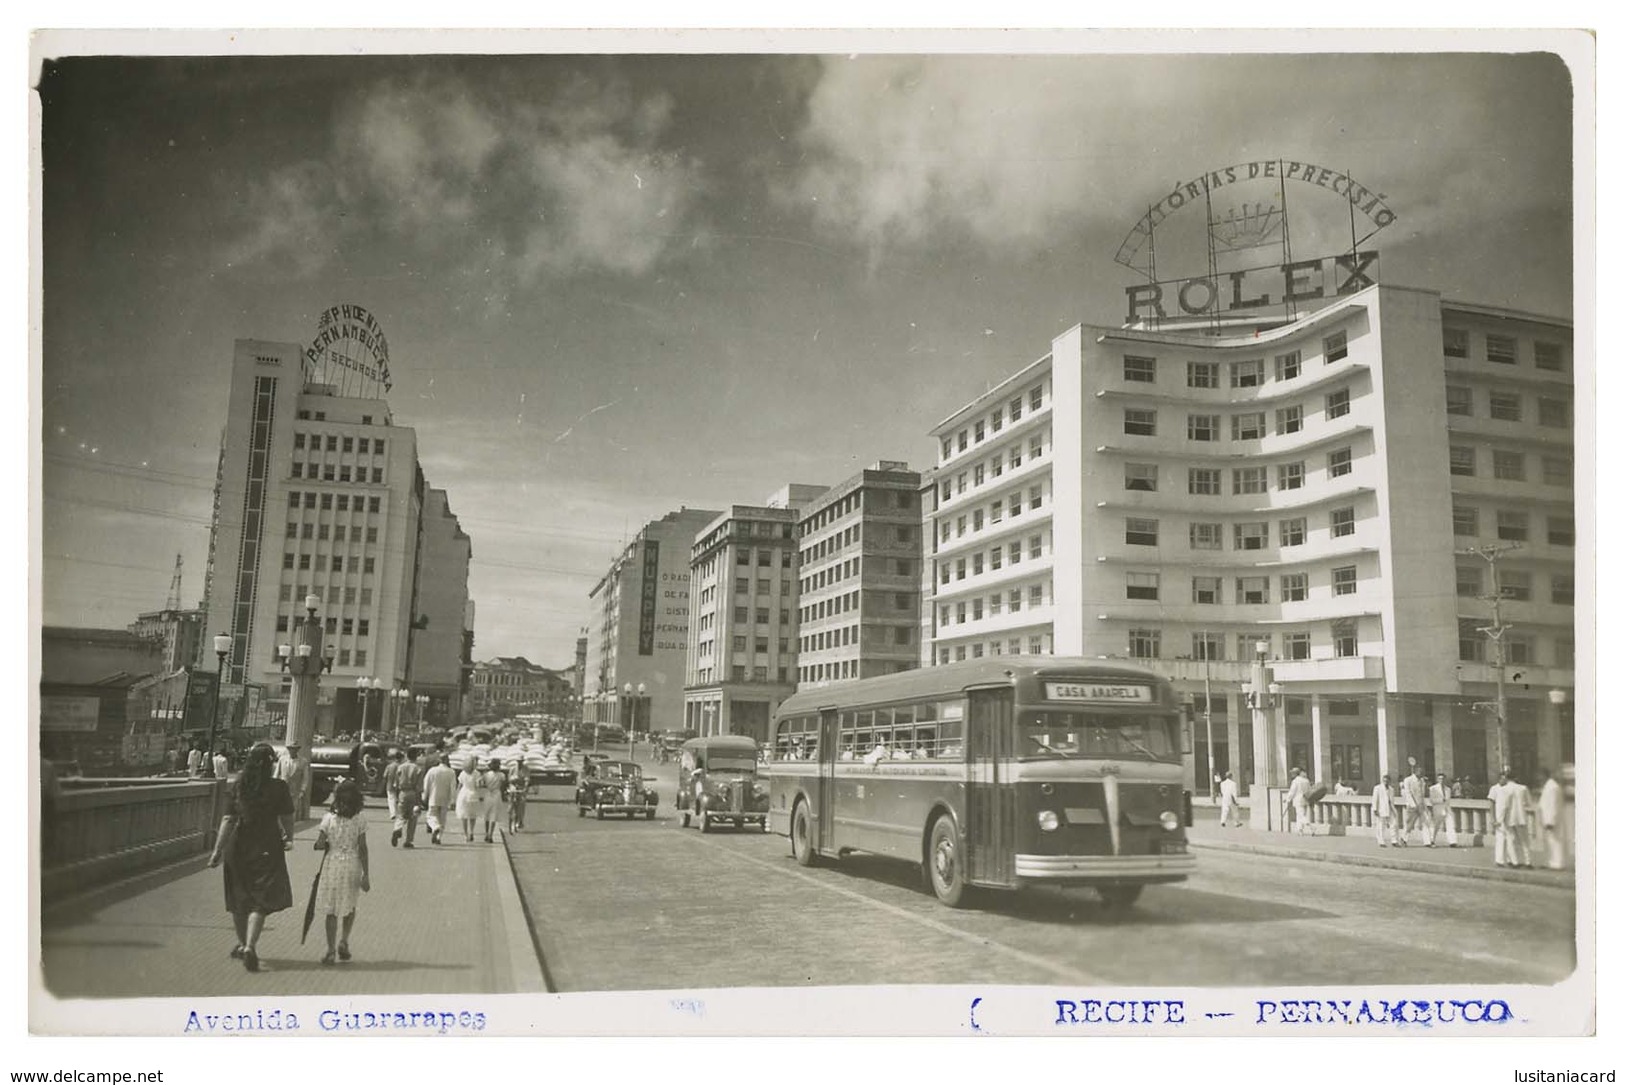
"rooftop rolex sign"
1115,160,1396,328
304,304,393,393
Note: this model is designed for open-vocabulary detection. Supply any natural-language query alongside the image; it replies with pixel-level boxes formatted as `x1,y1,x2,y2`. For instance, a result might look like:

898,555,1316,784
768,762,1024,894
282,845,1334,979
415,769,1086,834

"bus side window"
937,702,966,761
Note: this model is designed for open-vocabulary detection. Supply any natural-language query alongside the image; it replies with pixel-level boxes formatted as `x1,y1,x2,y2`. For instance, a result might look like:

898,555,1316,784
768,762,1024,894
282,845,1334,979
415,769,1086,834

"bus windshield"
1017,710,1181,762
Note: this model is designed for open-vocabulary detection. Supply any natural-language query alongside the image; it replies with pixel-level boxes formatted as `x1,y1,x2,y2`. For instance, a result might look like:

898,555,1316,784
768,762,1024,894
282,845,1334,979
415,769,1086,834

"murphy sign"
1116,160,1395,327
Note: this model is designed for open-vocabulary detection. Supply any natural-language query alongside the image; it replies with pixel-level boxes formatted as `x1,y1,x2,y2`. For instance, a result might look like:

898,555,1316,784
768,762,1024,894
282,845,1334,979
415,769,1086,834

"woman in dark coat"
207,741,294,972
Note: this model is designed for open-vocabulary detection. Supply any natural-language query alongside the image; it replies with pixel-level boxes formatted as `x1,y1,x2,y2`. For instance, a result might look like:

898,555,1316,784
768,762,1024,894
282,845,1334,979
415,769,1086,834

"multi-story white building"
584,507,721,735
925,283,1574,792
797,462,924,686
201,338,470,734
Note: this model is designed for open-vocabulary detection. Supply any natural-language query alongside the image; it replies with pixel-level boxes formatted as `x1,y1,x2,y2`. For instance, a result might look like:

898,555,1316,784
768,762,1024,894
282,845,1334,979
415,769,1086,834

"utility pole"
1460,542,1522,776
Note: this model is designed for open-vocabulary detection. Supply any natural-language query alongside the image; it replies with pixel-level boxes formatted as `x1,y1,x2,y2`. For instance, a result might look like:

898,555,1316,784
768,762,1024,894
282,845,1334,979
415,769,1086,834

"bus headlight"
1159,811,1180,832
1037,809,1060,832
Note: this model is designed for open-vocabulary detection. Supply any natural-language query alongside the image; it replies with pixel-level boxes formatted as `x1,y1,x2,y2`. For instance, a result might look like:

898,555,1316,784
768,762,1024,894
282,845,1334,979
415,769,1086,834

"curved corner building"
925,282,1575,795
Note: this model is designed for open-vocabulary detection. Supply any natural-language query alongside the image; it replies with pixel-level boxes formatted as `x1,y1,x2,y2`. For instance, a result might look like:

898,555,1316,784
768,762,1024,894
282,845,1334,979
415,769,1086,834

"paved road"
509,762,1575,992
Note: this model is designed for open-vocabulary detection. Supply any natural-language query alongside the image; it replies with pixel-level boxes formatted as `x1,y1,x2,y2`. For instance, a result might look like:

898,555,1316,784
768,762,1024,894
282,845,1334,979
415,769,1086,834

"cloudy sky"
36,36,1578,667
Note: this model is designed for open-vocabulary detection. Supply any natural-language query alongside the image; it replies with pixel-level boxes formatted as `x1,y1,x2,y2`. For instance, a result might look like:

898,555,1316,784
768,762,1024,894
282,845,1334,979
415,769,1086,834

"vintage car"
309,741,387,803
575,760,659,820
676,735,769,833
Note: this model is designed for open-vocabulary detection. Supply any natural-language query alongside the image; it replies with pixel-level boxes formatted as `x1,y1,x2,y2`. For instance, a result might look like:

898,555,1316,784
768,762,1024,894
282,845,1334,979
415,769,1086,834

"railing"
42,778,228,901
1298,795,1493,843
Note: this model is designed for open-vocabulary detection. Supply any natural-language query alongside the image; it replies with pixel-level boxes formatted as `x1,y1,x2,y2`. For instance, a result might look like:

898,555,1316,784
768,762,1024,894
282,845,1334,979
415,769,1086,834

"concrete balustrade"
1294,794,1491,845
43,778,228,901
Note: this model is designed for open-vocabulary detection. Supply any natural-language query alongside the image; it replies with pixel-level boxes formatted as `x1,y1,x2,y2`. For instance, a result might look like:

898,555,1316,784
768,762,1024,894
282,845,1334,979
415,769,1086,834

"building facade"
127,606,204,674
584,508,721,735
797,462,924,686
468,656,574,718
409,486,473,728
925,284,1575,792
200,338,469,736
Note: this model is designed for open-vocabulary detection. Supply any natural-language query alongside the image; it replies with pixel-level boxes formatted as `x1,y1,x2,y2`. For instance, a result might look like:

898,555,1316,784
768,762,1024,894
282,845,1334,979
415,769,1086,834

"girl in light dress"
314,778,370,965
481,757,507,844
454,754,488,843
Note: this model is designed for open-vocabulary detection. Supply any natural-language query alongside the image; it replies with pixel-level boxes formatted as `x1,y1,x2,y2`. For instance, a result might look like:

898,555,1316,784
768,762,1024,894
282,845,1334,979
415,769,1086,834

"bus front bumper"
1014,852,1196,883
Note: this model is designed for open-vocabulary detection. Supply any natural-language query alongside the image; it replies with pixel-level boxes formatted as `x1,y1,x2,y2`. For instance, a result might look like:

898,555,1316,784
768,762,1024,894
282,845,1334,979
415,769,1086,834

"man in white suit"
1400,766,1427,846
1284,768,1312,834
1371,774,1397,847
1489,771,1532,867
1217,771,1242,828
1428,772,1457,847
1537,768,1565,869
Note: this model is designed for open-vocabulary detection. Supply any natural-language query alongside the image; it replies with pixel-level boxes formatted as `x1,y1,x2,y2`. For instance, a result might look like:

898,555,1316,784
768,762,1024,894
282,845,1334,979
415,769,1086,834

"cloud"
225,72,703,282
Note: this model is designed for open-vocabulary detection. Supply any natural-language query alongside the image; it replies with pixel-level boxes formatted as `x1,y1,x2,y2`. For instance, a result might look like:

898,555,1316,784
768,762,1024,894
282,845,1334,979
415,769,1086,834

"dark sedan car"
575,760,658,820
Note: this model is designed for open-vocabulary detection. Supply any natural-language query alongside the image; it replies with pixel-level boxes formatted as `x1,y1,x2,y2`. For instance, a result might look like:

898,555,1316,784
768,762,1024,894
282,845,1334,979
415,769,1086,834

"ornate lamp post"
623,681,647,762
390,687,409,739
204,632,233,776
355,676,378,746
415,694,430,731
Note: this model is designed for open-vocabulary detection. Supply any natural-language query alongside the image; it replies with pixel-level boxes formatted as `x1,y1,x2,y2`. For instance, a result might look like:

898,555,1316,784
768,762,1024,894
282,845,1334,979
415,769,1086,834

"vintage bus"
765,658,1194,908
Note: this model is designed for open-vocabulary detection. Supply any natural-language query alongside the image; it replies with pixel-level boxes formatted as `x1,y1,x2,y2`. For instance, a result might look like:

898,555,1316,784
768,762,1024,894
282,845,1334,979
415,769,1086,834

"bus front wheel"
1097,884,1143,910
791,801,818,867
927,815,969,908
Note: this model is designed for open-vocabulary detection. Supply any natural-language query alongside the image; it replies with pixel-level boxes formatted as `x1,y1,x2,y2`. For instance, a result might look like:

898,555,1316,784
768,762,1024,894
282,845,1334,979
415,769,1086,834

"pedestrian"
455,756,486,843
1333,777,1356,796
1400,764,1426,845
421,754,457,845
1488,770,1532,868
1430,772,1458,847
1217,771,1242,827
188,745,204,777
482,757,507,844
383,750,405,823
1537,767,1564,869
206,742,294,973
1371,774,1396,847
392,750,423,848
507,758,530,833
1284,767,1311,834
313,779,371,966
212,748,229,780
174,745,190,774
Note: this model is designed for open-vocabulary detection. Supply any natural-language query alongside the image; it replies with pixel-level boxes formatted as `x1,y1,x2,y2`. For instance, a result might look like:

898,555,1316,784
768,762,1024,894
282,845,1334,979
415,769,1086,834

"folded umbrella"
301,852,327,945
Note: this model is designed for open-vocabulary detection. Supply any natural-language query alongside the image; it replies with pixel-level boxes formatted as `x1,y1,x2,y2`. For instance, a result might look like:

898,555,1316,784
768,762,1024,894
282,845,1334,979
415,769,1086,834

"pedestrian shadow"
1000,885,1339,926
42,858,214,927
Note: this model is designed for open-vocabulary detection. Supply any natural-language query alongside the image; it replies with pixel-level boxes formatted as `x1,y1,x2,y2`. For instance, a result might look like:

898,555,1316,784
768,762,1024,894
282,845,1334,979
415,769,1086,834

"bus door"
965,688,1017,887
817,708,838,852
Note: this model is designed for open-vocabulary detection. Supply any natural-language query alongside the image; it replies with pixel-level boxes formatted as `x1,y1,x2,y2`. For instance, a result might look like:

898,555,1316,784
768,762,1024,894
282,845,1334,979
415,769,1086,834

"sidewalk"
39,799,546,1001
1186,808,1575,888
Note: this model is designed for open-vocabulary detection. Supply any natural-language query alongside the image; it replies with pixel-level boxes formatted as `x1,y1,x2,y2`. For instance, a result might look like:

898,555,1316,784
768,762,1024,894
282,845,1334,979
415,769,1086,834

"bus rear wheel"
927,815,969,908
1097,884,1143,910
791,800,818,867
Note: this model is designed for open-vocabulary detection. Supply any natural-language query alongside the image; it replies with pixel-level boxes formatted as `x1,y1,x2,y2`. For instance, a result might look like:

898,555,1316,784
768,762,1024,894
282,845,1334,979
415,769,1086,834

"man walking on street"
211,748,229,780
393,750,424,848
1430,772,1457,847
1537,767,1564,869
187,744,203,777
1371,774,1397,847
1284,767,1311,834
1217,771,1242,828
1489,770,1532,867
277,742,310,821
383,750,405,823
1400,764,1426,846
422,754,457,845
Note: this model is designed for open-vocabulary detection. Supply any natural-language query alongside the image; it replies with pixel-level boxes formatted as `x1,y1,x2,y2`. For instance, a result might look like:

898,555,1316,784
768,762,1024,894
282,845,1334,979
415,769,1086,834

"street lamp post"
1203,659,1216,799
390,686,408,740
277,594,335,820
415,694,429,731
204,632,233,776
355,676,377,746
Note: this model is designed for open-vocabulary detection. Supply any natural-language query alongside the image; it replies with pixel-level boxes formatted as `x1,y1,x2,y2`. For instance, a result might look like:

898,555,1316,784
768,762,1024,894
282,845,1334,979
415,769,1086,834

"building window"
1029,534,1044,558
990,546,1002,570
1548,515,1575,546
1279,517,1307,547
1029,484,1043,508
1008,590,1022,613
1487,392,1522,422
1233,467,1267,495
1281,573,1308,602
1230,359,1264,388
1284,631,1311,660
1275,351,1302,381
1446,386,1473,416
1443,327,1470,358
1485,334,1518,365
957,430,968,452
1276,404,1302,434
1192,632,1225,661
1492,449,1525,481
1456,565,1482,597
1538,398,1570,428
341,618,354,636
1232,412,1266,440
1325,387,1351,420
991,407,1003,432
972,510,984,531
972,553,984,576
1125,518,1159,546
369,497,380,513
1009,396,1023,421
1030,436,1043,460
1187,414,1220,442
1236,576,1269,604
1124,408,1157,436
1126,572,1160,600
1278,462,1305,491
1327,447,1354,478
1331,565,1358,595
1458,620,1486,663
1330,506,1356,538
363,558,375,574
1187,361,1219,388
1499,570,1532,602
956,558,966,581
1534,341,1565,372
286,521,298,538
1010,539,1022,563
1323,330,1348,363
1192,576,1221,604
1188,467,1222,496
318,523,330,541
1543,456,1573,486
1332,619,1358,658
1449,446,1476,477
1497,510,1529,542
1125,463,1158,492
1124,355,1157,382
1234,522,1269,550
1128,629,1161,659
974,420,986,443
1190,522,1223,550
1030,386,1043,411
1552,574,1575,606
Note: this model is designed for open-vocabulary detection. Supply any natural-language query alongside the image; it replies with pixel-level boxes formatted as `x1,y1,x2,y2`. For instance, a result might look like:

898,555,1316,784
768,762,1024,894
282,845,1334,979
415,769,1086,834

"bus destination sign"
1045,683,1153,704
